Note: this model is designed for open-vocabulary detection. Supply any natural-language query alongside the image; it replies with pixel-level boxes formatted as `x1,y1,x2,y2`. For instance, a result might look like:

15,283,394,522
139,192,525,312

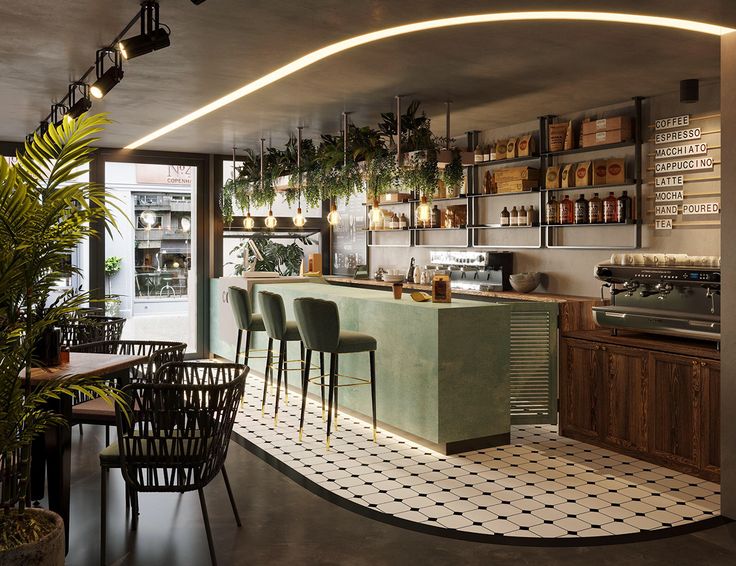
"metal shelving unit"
543,98,644,250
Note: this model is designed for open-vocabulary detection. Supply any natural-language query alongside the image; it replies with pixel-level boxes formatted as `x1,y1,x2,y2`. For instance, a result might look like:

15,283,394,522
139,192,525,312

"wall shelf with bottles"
541,98,643,249
471,223,541,229
409,195,467,203
411,226,466,231
469,189,540,198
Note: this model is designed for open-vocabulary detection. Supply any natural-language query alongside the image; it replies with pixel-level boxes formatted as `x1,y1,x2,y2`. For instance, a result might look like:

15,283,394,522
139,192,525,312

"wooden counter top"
324,276,605,333
563,328,720,360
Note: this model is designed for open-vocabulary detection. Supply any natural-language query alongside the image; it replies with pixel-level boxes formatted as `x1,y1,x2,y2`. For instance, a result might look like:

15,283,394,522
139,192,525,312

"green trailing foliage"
228,233,315,276
442,149,465,194
0,113,128,541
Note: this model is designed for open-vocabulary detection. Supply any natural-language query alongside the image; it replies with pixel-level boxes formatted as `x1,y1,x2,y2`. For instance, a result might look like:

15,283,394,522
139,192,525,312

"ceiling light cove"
124,11,734,149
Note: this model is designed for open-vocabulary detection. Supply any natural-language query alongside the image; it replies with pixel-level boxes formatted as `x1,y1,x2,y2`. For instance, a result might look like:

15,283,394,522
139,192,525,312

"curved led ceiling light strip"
124,11,734,149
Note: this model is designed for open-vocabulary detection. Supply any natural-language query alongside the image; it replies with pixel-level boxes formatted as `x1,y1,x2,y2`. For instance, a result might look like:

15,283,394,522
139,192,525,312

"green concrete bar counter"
250,281,512,454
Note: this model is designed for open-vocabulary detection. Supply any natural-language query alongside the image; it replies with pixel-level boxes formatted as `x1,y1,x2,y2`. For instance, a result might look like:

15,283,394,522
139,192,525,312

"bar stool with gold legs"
294,297,377,448
259,290,321,424
229,286,271,381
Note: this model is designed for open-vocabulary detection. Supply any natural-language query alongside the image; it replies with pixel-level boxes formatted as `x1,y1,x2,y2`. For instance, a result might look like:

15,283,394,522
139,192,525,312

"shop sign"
655,175,684,188
655,190,684,202
655,115,690,131
655,204,679,216
136,164,193,185
655,128,701,144
655,219,673,230
682,202,720,215
655,142,707,160
655,157,714,174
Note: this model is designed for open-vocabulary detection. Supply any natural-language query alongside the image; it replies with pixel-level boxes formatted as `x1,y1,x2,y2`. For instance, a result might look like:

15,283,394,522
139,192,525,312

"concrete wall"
366,87,721,297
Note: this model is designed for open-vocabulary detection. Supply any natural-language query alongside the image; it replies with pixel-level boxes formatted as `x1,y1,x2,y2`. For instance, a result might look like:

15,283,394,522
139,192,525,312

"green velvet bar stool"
229,286,270,373
294,297,377,448
259,290,312,424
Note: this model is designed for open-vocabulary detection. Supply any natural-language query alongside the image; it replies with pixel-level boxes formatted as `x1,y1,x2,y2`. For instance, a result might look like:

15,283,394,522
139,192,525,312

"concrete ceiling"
1,0,734,154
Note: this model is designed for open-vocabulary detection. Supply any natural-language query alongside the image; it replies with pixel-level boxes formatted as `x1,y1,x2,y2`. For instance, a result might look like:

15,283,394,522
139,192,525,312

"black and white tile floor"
233,375,720,540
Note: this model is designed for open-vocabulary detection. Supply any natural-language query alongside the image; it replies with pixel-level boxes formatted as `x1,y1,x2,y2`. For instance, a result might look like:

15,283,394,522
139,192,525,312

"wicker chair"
61,315,126,347
70,340,187,444
100,362,247,566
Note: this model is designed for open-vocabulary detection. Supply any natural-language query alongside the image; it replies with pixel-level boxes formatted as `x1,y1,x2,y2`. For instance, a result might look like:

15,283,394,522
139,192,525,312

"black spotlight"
90,49,124,99
50,103,68,127
191,0,207,4
118,1,170,60
680,79,699,104
65,83,92,121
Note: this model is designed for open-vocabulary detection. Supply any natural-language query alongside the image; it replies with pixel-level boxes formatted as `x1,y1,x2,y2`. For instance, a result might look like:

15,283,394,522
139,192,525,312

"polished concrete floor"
62,425,736,566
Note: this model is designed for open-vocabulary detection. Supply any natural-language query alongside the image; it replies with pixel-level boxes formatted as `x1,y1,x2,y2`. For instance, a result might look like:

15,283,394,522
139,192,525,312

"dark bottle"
510,206,519,226
574,194,588,224
545,194,558,225
559,195,574,225
518,205,527,226
588,193,603,224
603,192,618,223
500,206,510,226
431,205,440,228
406,257,415,283
617,190,632,223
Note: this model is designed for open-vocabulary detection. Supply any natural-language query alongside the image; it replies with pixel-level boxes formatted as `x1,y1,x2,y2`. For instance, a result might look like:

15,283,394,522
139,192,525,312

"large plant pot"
0,508,64,566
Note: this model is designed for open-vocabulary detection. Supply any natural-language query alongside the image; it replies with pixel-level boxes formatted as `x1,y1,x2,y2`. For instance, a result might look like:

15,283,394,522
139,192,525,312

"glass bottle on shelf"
398,213,409,230
527,205,535,226
574,194,588,224
390,213,400,229
500,206,510,226
431,205,440,228
474,145,483,163
510,206,519,226
490,144,497,161
518,205,527,226
559,195,573,225
482,145,491,161
588,193,603,224
617,190,632,223
603,192,618,223
546,194,559,225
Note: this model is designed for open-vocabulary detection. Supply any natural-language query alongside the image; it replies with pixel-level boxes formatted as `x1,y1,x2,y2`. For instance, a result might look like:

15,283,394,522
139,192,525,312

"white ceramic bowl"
509,272,542,293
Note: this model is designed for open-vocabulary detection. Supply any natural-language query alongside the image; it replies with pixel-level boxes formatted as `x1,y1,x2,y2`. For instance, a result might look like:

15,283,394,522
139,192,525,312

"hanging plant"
286,138,316,206
401,154,439,199
364,153,397,202
378,100,436,153
442,149,464,195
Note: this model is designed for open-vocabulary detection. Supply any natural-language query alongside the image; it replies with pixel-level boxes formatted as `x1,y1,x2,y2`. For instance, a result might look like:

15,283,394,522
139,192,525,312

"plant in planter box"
378,99,435,157
0,114,126,561
442,150,465,198
228,233,315,276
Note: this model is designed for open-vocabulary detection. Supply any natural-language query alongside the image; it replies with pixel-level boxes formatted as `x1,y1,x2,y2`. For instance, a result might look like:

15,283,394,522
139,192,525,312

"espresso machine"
593,254,720,343
429,250,513,291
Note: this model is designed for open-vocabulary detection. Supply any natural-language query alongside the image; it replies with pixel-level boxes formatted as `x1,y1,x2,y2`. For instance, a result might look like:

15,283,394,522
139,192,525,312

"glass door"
104,161,198,353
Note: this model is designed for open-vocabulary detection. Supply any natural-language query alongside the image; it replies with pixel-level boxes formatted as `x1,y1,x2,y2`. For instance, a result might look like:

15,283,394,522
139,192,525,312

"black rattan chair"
61,315,126,347
70,340,186,444
100,361,247,566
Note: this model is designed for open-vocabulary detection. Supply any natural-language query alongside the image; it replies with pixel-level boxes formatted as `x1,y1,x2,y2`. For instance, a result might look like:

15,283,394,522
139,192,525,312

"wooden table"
28,352,147,550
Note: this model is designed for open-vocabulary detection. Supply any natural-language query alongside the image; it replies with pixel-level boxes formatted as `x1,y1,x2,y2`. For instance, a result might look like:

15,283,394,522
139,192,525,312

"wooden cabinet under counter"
560,330,720,482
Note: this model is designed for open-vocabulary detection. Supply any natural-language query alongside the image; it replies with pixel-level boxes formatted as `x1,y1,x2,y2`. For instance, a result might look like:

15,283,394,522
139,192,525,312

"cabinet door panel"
560,339,605,439
648,352,700,469
604,345,648,452
700,361,720,475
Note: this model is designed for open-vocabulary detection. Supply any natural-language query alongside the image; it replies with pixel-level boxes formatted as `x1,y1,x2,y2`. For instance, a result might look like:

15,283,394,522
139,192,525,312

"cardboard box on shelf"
582,130,631,147
592,160,607,185
493,166,540,183
380,192,412,203
506,138,518,159
581,116,632,135
545,165,561,189
517,134,536,157
575,161,592,187
561,163,576,188
606,158,626,184
496,180,537,194
495,140,508,160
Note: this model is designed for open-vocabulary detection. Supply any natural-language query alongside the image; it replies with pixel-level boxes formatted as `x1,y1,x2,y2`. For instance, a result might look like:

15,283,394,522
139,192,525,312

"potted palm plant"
0,113,126,565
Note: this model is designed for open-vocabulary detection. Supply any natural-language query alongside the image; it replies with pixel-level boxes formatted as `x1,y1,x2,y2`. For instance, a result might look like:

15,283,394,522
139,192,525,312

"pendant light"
293,126,306,227
233,146,255,230
262,138,278,229
369,198,383,227
328,113,349,226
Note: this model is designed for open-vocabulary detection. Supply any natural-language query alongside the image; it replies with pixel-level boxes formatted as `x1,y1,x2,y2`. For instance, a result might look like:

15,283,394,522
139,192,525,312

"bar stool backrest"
115,361,247,492
259,290,287,341
229,286,254,330
293,297,340,353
